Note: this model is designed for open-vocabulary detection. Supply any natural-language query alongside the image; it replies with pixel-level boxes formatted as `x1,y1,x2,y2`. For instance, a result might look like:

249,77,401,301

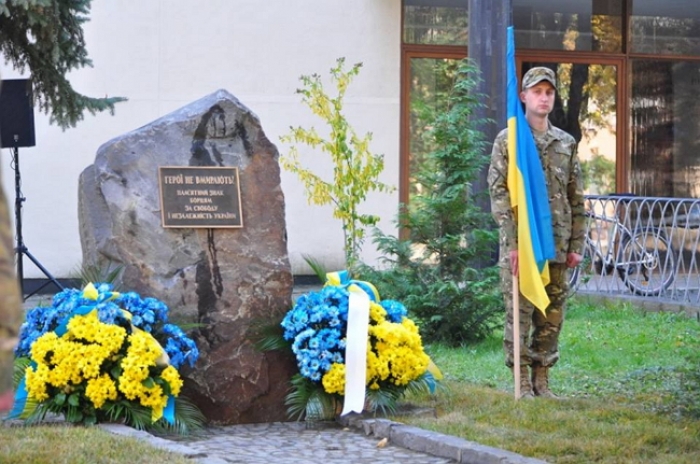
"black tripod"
11,144,63,299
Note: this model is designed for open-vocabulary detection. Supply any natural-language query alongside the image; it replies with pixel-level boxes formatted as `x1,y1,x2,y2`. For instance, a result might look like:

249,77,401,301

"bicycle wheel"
617,228,676,296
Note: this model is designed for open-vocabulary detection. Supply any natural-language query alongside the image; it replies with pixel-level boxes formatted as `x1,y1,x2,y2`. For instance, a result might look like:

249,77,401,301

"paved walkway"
18,289,546,464
100,415,546,464
103,420,455,464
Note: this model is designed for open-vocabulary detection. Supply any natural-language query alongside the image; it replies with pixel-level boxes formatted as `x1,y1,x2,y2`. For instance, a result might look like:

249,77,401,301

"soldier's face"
520,82,555,118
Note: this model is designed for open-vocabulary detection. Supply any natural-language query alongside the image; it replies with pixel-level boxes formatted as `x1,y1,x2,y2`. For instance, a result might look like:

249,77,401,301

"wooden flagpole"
512,275,520,400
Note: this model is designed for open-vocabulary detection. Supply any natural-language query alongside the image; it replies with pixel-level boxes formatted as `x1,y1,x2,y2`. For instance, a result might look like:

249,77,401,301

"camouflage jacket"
1,168,22,395
487,122,585,265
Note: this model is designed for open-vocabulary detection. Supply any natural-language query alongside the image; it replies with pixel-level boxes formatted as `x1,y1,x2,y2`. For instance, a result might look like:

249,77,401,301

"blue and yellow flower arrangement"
271,271,440,420
10,283,204,433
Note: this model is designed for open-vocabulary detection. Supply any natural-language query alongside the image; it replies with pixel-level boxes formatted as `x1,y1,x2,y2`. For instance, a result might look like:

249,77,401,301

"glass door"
520,59,622,195
406,56,461,199
401,52,465,212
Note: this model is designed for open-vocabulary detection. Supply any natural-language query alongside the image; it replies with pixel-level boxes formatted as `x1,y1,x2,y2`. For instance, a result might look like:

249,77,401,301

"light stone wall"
0,0,401,277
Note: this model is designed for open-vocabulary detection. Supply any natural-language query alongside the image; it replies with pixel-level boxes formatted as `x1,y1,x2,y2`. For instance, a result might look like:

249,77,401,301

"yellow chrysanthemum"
25,364,50,401
368,302,387,324
365,317,429,389
25,308,131,405
322,363,346,395
117,376,141,401
30,332,59,364
76,344,108,380
137,384,168,421
160,365,183,396
85,374,118,409
67,311,127,353
127,330,164,362
118,368,148,400
401,318,420,335
117,330,172,413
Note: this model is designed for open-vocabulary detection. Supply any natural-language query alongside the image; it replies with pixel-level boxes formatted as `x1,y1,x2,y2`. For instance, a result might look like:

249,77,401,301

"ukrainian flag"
505,26,556,313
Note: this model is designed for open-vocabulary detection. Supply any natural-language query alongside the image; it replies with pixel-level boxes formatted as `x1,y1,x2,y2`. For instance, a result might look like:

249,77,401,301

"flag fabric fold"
505,26,556,313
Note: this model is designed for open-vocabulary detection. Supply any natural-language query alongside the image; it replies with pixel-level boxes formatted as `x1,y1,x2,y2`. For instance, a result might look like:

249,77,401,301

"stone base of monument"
78,90,296,424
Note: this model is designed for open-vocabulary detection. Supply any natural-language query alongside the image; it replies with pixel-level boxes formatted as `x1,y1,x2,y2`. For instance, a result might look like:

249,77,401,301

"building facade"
1,0,699,283
403,0,700,205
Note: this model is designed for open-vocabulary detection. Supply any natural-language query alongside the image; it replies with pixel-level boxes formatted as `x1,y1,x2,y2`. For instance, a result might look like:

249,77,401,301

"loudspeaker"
0,79,36,148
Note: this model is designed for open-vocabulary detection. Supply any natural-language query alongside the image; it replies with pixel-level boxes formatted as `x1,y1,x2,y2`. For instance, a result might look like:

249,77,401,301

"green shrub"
358,59,501,346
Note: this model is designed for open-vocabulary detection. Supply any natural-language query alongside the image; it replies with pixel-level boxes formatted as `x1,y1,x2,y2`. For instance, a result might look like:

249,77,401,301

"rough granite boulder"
78,90,296,424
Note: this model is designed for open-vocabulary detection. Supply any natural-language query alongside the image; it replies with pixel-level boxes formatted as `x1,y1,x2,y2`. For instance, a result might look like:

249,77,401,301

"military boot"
512,366,535,399
531,364,558,398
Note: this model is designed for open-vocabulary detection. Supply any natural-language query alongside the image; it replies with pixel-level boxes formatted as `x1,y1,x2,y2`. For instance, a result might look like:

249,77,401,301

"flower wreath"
10,283,202,431
279,271,440,419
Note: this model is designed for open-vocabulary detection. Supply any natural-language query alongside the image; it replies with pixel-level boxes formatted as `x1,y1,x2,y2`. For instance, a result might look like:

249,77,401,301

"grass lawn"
0,424,192,464
392,296,700,463
3,296,700,463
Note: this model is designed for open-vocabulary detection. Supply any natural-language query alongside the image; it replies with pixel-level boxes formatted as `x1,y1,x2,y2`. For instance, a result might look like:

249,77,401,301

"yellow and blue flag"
505,26,556,313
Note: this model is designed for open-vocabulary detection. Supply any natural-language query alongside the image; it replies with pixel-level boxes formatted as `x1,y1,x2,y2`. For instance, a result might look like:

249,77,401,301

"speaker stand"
11,145,64,299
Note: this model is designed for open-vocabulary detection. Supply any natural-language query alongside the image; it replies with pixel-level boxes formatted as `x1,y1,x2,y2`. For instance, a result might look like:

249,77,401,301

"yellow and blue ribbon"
325,270,380,302
7,374,32,419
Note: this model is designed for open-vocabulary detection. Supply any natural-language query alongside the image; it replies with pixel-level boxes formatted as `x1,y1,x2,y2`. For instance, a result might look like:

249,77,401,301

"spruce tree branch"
0,0,126,129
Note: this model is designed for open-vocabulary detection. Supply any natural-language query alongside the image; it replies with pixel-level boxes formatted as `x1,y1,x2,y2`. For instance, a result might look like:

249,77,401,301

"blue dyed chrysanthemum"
161,323,199,369
15,287,93,356
15,283,199,371
380,300,408,323
280,286,352,383
116,292,169,333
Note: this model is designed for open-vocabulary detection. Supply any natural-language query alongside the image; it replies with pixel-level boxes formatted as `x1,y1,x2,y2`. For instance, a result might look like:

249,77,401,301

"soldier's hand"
566,252,583,268
509,250,519,276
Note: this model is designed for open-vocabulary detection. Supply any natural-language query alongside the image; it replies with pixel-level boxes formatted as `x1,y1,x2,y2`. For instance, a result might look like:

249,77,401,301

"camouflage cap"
521,67,556,90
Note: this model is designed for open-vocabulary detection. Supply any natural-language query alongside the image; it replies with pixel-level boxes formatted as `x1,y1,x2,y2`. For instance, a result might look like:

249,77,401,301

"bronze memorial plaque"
158,166,243,228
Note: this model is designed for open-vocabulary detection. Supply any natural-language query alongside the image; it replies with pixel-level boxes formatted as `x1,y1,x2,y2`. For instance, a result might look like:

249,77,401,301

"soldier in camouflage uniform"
0,78,24,412
487,67,585,399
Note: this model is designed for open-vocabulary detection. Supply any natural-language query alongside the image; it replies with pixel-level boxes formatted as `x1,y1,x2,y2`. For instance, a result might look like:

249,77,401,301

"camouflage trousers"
500,263,569,369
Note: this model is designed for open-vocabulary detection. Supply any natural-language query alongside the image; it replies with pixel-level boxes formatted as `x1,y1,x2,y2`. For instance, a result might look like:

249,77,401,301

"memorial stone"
78,90,295,424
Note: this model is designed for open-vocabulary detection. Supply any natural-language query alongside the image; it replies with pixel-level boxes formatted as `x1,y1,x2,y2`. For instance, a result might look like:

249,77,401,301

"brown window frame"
399,44,466,209
516,50,628,192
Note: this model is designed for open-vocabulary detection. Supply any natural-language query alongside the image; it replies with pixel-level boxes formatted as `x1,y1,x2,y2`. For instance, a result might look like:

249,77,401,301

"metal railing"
571,194,700,307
